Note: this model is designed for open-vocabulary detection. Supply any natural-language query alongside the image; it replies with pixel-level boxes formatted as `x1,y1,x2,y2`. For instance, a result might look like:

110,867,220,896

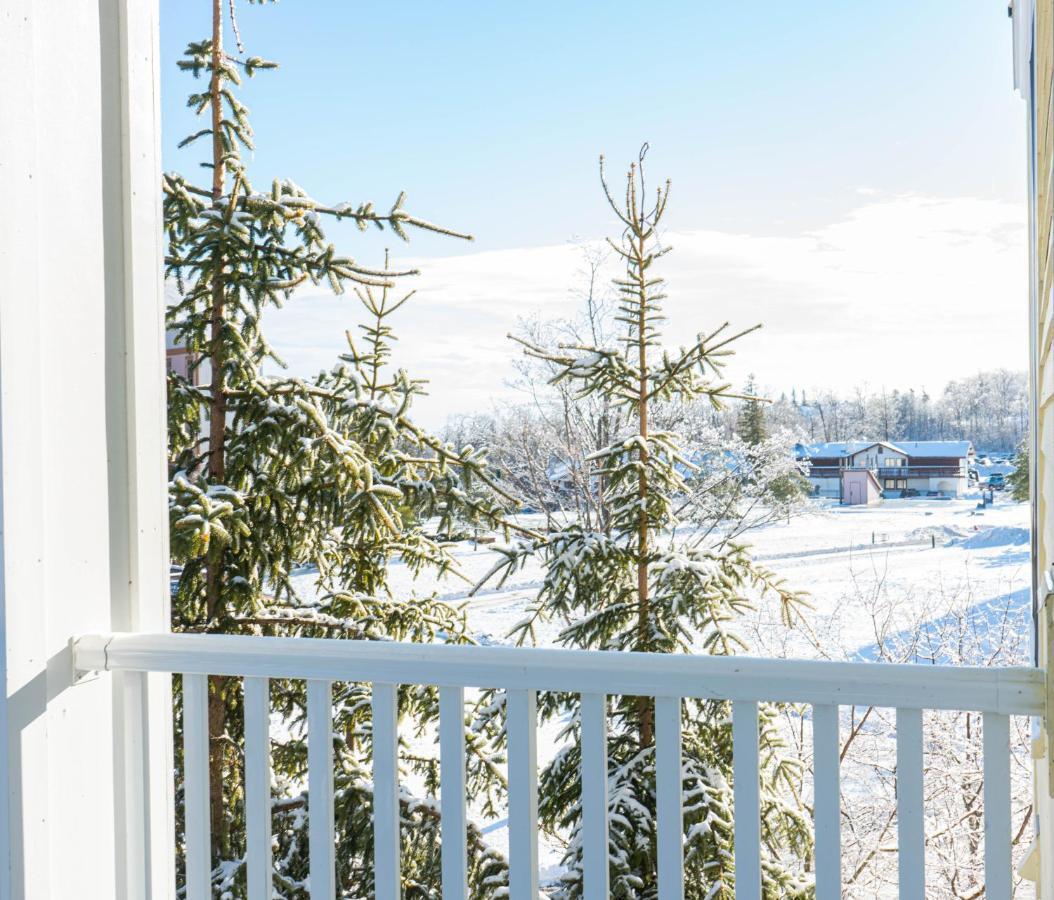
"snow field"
287,495,1032,893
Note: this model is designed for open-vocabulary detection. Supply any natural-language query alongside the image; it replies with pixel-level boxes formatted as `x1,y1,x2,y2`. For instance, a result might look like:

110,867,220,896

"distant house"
166,328,194,382
547,456,578,495
795,440,975,501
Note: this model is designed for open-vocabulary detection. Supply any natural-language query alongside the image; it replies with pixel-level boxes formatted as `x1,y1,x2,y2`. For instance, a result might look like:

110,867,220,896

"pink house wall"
841,468,883,505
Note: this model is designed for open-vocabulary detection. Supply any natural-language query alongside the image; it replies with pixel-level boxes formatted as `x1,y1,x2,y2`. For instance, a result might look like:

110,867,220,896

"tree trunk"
205,0,229,862
634,217,653,749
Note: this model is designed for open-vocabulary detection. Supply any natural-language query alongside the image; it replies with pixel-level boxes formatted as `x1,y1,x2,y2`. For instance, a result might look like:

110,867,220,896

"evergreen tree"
166,2,516,893
736,375,767,446
1008,438,1030,502
485,154,812,898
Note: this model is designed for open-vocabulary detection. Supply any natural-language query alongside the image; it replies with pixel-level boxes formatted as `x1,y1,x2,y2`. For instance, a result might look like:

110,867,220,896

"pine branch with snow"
165,4,514,895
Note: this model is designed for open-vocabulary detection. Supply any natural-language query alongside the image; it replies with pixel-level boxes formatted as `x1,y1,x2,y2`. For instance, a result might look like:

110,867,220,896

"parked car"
988,472,1007,489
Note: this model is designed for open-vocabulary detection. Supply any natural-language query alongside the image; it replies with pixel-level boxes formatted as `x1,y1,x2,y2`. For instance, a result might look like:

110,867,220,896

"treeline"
736,369,1028,452
446,369,1028,481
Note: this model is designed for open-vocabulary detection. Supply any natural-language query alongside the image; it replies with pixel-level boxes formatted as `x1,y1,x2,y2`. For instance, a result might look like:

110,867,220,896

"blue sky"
161,2,1028,426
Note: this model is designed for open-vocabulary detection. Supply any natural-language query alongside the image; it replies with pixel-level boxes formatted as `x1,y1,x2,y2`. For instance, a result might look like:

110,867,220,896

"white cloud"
264,194,1027,427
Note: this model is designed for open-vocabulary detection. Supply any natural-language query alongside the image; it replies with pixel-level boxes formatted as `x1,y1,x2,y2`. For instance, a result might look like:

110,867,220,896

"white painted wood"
307,680,334,899
1012,0,1035,95
579,693,609,900
0,0,172,895
982,712,1012,900
0,5,40,881
108,2,176,893
113,662,175,900
655,696,684,900
732,701,761,900
507,689,539,900
0,0,170,893
243,678,272,900
114,670,149,900
183,674,211,900
439,686,467,900
75,633,1046,717
812,705,840,900
372,683,401,900
896,708,925,900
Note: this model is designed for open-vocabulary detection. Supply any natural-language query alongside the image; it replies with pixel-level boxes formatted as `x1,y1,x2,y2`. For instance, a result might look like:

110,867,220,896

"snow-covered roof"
888,441,973,459
795,440,973,460
547,458,573,482
795,441,870,459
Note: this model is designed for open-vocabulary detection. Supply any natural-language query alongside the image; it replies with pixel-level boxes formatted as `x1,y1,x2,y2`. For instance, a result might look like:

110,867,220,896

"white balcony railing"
72,633,1044,900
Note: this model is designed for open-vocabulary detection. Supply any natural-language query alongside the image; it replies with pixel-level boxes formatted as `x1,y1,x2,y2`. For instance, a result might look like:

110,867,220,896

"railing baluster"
732,700,761,900
507,689,539,900
580,693,609,900
655,696,684,900
372,683,401,900
243,677,272,900
182,673,211,900
812,704,840,900
439,686,467,900
896,708,925,899
983,712,1012,900
74,633,1044,900
307,680,334,899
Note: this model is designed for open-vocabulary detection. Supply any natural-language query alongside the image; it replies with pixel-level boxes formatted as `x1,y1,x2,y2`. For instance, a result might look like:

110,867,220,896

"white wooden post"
655,696,684,900
579,693,609,900
896,708,925,899
439,686,467,899
372,683,401,900
812,705,841,900
0,0,172,897
243,678,273,900
732,701,761,900
307,681,335,897
507,689,539,900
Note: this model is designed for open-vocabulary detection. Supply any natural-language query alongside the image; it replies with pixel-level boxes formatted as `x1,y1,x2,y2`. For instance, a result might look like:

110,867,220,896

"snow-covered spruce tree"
736,374,767,446
166,3,516,895
1008,438,1030,502
484,154,813,898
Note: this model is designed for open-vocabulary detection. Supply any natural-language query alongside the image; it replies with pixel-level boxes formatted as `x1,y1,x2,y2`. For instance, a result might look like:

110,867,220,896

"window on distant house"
885,457,904,467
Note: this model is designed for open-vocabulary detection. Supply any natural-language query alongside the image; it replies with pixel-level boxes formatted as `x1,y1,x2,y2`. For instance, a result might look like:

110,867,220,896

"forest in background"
446,368,1028,459
754,369,1028,452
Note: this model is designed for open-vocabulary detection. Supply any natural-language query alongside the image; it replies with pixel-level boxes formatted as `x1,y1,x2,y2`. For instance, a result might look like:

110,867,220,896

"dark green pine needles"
480,153,814,899
165,3,522,895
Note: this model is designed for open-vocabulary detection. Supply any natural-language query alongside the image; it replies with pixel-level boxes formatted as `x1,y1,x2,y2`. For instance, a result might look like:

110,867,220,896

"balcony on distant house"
875,466,965,479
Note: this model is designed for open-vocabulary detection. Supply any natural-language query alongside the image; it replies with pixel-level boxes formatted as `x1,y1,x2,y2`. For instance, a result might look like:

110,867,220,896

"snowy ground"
383,493,1031,662
320,492,1031,879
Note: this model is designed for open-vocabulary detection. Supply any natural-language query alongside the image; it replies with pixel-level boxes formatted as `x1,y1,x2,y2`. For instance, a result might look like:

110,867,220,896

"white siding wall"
849,446,907,468
0,2,172,897
1016,0,1054,893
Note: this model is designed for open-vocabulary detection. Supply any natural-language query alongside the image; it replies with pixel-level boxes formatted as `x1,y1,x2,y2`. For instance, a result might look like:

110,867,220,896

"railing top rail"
73,632,1045,716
